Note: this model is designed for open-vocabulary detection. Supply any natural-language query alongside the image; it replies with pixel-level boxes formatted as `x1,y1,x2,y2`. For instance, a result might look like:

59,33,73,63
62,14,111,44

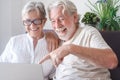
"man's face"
49,6,77,41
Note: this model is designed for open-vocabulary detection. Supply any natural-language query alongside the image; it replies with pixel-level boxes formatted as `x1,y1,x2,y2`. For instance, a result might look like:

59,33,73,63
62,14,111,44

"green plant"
88,0,120,31
81,12,100,27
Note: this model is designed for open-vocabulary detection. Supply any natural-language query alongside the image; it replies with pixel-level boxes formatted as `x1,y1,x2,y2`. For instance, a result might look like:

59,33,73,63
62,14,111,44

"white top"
0,33,55,80
55,26,111,80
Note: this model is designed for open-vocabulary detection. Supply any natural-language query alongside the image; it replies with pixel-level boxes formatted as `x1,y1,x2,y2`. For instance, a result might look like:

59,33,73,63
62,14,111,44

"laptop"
0,63,44,80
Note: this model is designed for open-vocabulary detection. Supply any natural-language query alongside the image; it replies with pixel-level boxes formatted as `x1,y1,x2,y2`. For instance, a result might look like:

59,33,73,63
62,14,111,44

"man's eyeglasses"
23,19,43,26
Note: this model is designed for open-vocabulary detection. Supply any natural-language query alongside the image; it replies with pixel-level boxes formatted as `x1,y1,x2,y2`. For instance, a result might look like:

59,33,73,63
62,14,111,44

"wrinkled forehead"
51,5,68,14
49,5,71,19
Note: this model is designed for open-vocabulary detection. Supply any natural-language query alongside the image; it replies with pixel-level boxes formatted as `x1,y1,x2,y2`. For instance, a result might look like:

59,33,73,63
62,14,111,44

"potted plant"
81,12,100,27
87,0,120,31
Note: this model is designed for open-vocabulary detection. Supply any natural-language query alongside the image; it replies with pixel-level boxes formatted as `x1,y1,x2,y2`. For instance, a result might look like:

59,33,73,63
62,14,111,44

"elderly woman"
0,1,58,80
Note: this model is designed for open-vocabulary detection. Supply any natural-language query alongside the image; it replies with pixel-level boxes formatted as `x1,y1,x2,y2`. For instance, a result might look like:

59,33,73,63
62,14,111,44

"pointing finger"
39,54,50,64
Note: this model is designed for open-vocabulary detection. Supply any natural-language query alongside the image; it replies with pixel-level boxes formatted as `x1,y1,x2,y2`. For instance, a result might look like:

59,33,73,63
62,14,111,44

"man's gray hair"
48,0,80,23
22,1,46,19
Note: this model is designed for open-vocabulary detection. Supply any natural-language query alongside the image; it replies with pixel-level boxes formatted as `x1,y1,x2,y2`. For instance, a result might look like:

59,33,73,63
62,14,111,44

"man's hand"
39,45,70,67
39,53,51,64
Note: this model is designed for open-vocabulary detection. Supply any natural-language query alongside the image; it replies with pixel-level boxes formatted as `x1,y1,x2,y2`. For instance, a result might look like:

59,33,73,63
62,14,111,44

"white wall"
0,0,120,54
0,1,12,54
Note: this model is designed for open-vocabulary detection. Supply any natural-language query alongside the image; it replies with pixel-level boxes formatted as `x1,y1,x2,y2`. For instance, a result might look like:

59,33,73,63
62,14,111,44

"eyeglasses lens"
23,19,42,26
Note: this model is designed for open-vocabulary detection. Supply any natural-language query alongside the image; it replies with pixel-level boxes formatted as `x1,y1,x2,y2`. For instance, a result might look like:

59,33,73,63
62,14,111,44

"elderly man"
40,0,118,80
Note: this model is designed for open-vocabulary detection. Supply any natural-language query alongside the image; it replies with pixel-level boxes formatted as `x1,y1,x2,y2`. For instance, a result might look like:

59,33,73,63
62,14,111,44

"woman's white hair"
22,1,46,19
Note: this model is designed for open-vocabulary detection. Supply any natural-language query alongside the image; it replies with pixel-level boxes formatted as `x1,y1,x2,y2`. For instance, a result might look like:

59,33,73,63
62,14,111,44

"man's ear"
73,12,79,24
42,18,47,27
43,18,47,24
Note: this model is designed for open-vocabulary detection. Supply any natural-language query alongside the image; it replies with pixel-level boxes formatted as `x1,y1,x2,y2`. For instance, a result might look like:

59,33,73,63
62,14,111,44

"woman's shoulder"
10,34,27,41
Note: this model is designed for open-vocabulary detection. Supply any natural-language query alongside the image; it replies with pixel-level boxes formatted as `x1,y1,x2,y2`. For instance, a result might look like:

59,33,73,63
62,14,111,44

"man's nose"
55,20,61,28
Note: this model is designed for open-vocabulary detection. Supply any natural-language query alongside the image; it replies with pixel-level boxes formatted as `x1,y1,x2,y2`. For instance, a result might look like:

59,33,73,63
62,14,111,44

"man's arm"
40,44,118,69
68,44,118,69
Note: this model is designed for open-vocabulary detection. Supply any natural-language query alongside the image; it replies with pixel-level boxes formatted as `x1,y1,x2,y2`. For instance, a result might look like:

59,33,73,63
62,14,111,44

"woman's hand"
44,30,60,52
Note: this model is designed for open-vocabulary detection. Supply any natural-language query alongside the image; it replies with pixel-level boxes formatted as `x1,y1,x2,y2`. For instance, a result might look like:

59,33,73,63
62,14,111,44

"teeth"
56,27,65,32
31,27,39,31
31,29,37,31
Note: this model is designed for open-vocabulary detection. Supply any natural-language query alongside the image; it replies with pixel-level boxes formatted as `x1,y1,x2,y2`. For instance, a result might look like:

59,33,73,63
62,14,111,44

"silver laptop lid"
0,63,43,80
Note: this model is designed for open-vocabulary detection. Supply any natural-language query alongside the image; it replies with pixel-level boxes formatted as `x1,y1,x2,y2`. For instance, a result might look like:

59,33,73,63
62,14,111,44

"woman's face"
22,10,46,39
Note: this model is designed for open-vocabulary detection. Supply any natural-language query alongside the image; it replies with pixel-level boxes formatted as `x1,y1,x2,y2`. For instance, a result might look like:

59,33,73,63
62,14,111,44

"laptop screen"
0,63,43,80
